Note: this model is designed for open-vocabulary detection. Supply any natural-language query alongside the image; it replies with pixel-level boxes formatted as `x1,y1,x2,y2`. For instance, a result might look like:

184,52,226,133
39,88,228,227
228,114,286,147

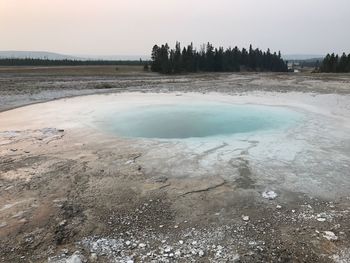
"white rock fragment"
138,243,146,248
323,231,338,241
66,256,82,263
276,205,282,209
179,240,184,245
90,253,97,262
317,217,326,222
242,215,250,221
175,250,181,257
59,220,67,227
164,246,172,253
66,253,83,263
232,254,240,262
125,241,131,246
262,191,278,200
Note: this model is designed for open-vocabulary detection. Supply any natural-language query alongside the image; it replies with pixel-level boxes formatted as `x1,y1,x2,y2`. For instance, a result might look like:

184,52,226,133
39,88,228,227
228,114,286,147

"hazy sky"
1,0,349,56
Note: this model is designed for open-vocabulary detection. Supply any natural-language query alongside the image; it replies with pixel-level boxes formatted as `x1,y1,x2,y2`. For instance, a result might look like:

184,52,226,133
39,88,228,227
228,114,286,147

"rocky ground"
0,69,350,262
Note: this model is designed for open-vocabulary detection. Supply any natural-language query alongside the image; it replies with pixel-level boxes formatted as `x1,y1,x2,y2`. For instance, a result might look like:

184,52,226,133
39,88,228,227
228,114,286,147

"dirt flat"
0,69,350,263
1,66,350,112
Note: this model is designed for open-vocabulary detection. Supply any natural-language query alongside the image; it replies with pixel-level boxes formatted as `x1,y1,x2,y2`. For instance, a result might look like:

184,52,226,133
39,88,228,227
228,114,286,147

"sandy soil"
0,71,350,263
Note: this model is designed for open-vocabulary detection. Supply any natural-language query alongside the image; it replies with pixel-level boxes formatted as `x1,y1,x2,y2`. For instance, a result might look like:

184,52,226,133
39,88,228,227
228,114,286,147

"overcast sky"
1,0,349,56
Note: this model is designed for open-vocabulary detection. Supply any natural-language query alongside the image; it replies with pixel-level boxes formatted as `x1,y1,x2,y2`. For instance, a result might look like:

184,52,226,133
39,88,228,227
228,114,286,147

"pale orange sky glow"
1,0,349,56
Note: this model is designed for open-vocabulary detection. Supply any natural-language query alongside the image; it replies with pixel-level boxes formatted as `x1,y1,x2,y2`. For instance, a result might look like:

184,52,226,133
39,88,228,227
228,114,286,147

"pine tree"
248,44,257,70
159,44,171,74
205,43,215,71
321,54,331,72
151,45,161,72
338,53,348,72
173,42,182,73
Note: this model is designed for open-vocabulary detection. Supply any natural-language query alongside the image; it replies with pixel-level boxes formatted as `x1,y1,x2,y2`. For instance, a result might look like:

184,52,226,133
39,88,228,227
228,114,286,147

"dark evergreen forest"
151,42,288,74
319,53,350,73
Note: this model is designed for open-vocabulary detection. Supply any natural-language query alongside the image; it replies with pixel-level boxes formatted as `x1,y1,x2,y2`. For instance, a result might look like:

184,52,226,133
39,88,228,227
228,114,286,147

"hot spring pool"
99,103,301,139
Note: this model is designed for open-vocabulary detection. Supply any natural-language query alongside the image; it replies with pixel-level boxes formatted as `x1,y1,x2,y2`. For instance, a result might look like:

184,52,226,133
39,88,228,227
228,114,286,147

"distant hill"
80,55,150,61
0,51,150,61
0,51,82,60
283,54,324,61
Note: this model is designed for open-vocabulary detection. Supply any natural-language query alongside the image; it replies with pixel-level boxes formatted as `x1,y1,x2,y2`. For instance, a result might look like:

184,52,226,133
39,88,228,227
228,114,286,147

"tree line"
151,42,288,74
319,53,350,73
0,58,146,66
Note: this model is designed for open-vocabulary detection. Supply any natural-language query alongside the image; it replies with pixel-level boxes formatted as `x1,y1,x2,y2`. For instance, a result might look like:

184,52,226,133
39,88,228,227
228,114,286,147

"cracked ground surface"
0,70,350,262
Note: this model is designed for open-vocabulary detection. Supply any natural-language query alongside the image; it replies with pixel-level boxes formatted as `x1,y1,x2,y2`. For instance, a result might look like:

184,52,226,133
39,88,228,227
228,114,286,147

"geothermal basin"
1,90,350,262
1,92,349,200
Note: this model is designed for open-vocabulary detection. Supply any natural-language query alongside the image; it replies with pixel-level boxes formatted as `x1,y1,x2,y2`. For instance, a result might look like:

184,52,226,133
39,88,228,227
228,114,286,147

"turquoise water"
101,104,301,139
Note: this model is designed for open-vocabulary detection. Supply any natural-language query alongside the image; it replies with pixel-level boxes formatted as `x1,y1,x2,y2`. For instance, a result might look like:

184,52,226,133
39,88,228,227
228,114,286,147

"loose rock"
262,191,278,200
323,231,338,241
242,215,250,221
